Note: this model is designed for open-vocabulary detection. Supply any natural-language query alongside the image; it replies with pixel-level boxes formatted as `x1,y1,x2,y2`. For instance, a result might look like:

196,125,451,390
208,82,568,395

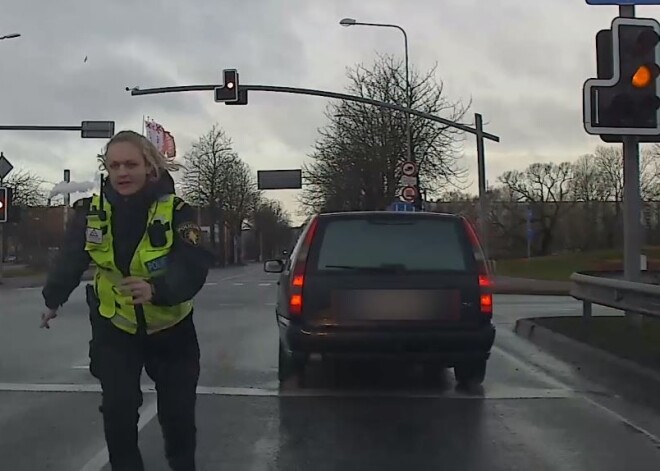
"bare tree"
222,159,260,264
180,125,239,264
2,169,47,206
497,162,574,255
301,54,470,214
250,198,292,260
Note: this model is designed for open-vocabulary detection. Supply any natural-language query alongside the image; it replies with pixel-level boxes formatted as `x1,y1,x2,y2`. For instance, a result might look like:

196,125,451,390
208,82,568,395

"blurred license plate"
332,289,460,321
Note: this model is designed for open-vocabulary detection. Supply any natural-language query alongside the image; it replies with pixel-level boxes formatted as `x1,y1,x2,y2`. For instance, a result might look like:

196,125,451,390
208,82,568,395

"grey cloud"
3,0,660,223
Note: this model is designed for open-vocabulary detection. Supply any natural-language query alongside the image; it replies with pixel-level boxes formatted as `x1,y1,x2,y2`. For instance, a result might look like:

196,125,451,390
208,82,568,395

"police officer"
40,130,211,471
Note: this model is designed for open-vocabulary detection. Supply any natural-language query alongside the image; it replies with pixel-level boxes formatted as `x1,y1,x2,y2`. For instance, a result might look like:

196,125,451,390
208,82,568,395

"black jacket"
42,172,212,310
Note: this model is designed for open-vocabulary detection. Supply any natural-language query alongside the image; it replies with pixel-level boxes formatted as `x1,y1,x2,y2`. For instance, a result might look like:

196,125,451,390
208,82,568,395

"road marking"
204,282,218,286
493,344,660,446
233,282,245,286
78,399,158,471
0,382,572,400
258,283,271,286
492,345,568,390
72,365,89,370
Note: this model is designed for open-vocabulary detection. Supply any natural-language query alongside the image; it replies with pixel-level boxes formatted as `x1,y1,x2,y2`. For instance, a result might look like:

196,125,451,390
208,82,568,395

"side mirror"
264,259,285,273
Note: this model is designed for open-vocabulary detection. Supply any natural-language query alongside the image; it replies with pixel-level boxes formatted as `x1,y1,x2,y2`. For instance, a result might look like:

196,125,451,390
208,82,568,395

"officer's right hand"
40,308,58,329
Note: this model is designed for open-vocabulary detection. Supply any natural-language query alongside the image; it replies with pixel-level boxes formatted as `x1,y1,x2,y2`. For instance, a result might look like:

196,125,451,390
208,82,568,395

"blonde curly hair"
97,130,183,180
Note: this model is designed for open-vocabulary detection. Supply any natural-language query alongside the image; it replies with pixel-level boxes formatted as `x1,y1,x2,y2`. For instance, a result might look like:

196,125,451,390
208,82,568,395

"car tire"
278,342,306,385
454,359,487,386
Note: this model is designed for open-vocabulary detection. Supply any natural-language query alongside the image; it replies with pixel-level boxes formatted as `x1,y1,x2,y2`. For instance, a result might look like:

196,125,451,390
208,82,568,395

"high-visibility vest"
84,193,193,335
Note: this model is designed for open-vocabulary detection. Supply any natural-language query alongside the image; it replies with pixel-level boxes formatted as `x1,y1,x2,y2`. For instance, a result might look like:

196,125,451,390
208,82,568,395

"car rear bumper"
284,323,496,363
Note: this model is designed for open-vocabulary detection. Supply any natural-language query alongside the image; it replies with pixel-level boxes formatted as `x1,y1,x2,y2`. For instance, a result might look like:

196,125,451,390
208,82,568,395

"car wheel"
454,359,487,386
278,342,307,385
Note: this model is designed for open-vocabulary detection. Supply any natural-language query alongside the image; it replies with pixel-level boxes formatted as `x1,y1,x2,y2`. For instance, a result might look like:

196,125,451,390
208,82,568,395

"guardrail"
570,272,660,321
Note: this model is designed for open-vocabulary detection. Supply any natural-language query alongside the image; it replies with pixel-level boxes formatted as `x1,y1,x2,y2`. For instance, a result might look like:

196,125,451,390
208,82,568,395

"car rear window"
313,217,471,272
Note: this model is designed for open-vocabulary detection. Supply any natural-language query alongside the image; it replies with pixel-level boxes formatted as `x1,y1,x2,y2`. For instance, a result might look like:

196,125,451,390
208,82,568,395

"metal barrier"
570,272,660,320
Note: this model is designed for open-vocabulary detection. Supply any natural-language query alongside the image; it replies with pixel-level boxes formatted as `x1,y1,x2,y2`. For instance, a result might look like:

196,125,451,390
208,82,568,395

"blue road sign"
586,1,660,4
388,200,416,212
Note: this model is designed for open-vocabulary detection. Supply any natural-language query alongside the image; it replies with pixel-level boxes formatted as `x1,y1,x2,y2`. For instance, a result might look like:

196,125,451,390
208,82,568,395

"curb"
514,317,660,392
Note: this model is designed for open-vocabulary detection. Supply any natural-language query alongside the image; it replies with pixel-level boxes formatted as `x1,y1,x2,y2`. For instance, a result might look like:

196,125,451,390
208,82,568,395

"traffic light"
583,17,660,136
0,187,10,223
214,69,239,103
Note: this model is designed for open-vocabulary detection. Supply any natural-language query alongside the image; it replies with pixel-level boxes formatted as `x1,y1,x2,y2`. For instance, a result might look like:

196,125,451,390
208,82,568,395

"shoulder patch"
176,222,202,246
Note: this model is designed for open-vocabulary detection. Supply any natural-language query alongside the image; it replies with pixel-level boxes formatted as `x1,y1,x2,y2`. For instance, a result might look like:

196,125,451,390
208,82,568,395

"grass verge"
496,247,660,281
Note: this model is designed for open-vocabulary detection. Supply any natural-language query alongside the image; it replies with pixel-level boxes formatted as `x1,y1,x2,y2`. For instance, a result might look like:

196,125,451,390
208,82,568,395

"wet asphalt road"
1,263,660,470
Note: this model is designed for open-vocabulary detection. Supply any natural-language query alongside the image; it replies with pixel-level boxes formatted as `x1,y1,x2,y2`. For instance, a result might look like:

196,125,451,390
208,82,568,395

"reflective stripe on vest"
85,193,193,335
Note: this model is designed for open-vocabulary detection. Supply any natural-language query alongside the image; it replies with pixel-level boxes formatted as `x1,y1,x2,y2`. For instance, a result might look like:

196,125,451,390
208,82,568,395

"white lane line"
78,399,159,471
493,345,660,446
0,382,574,400
258,283,271,286
233,282,245,286
492,345,569,390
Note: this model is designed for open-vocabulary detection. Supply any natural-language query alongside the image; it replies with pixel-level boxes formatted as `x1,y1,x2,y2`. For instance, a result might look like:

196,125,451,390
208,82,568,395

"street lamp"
338,18,417,206
0,33,21,41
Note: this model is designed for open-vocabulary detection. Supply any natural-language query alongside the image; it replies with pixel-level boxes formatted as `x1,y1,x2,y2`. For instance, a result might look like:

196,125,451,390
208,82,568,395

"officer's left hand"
120,277,153,305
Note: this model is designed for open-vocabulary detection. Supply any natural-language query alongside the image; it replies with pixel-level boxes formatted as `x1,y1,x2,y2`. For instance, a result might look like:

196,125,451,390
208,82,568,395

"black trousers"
88,292,200,471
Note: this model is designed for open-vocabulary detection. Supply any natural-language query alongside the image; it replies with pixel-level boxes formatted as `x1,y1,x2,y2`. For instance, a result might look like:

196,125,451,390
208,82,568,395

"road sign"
586,1,660,4
80,121,115,139
257,169,302,190
400,185,417,202
0,153,13,180
401,161,417,176
388,200,416,212
400,175,416,186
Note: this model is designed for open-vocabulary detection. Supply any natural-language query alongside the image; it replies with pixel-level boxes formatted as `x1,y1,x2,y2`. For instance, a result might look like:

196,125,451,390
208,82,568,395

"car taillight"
289,217,319,315
479,274,493,315
463,218,493,317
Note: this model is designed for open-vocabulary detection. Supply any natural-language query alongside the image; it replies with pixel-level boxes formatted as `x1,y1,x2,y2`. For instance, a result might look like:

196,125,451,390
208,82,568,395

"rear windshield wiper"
323,264,407,272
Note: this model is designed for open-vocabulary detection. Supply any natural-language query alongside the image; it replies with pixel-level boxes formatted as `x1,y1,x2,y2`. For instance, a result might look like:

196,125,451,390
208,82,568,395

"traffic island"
515,315,660,411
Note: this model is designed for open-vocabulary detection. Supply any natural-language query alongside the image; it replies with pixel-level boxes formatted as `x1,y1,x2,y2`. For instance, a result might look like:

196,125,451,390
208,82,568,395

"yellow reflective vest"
84,193,193,335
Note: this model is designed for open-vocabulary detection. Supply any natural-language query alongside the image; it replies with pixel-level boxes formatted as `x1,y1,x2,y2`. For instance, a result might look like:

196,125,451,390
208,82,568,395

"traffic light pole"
619,4,644,326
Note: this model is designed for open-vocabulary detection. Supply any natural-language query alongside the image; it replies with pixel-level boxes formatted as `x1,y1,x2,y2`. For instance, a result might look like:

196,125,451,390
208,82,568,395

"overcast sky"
0,0,657,222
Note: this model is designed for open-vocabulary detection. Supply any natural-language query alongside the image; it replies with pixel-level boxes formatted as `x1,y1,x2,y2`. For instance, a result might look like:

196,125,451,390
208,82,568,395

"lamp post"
339,18,419,207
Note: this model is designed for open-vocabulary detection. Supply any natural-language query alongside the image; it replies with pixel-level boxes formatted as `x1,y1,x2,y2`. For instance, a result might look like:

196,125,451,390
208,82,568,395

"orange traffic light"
632,64,660,88
632,65,653,88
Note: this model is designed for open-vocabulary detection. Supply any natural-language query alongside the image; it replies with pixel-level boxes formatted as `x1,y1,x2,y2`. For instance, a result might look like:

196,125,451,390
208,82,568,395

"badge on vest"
86,227,103,244
146,254,168,273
